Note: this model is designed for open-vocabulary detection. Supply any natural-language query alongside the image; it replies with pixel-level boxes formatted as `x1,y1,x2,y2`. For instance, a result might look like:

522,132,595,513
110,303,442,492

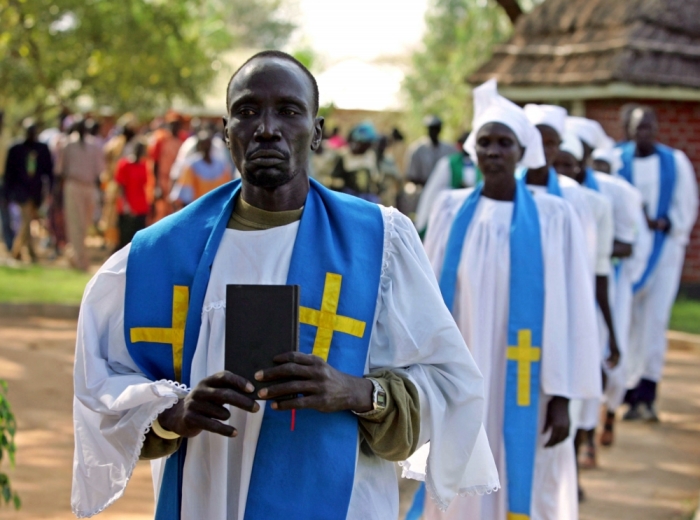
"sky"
292,0,430,111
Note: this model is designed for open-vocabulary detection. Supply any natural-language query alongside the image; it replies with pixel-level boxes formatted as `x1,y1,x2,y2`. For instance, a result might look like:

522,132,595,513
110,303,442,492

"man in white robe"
71,51,498,520
422,80,601,520
620,106,698,421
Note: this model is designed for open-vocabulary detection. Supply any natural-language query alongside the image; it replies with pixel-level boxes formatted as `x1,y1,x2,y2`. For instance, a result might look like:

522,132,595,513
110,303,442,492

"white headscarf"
592,136,623,174
565,116,608,149
560,131,584,161
465,79,546,169
524,104,568,137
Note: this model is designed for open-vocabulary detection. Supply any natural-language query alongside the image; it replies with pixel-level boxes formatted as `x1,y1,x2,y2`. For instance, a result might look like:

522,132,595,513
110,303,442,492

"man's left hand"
255,352,374,414
543,396,570,448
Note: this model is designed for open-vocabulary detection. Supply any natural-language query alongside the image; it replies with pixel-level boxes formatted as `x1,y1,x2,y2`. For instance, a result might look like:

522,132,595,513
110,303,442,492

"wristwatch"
353,377,387,417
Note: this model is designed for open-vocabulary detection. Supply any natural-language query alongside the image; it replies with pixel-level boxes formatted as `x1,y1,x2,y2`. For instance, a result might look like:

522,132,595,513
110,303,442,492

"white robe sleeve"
72,246,190,518
414,156,452,234
669,150,699,245
373,207,499,509
595,196,614,276
538,198,602,400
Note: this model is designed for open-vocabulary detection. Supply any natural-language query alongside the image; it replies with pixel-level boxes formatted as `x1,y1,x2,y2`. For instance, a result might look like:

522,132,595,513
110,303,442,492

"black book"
225,285,300,393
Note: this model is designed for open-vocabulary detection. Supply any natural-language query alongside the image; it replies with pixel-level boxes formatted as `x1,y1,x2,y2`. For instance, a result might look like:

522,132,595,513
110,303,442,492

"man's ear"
311,116,325,151
222,116,229,145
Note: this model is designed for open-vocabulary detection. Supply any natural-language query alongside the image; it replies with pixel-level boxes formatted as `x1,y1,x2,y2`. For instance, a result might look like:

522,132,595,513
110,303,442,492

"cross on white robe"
71,206,499,520
422,189,601,520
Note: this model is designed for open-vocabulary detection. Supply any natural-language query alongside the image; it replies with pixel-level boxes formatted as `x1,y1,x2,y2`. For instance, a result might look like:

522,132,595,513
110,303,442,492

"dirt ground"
0,316,698,519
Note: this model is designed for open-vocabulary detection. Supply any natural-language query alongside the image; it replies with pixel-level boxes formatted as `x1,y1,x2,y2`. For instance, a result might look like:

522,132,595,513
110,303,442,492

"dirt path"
0,316,698,519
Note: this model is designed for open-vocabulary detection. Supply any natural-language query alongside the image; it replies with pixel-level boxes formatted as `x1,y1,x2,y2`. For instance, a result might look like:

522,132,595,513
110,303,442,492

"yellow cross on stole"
299,273,366,361
506,329,541,407
508,513,530,520
130,285,189,381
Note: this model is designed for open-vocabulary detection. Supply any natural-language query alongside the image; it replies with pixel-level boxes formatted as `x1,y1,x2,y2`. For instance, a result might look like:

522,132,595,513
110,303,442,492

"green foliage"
0,0,295,121
402,0,543,140
0,380,19,510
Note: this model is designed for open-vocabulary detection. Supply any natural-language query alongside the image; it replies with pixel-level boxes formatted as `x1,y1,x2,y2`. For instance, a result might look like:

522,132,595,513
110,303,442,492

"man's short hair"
226,50,320,115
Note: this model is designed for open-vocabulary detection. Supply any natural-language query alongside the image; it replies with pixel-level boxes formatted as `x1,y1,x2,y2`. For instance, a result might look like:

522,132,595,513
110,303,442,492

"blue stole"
547,167,563,197
583,167,600,191
517,167,562,197
123,179,384,520
618,142,677,292
439,179,545,519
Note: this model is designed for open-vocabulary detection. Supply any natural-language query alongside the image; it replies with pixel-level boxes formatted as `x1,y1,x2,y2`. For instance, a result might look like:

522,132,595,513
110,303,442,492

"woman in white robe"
422,80,601,520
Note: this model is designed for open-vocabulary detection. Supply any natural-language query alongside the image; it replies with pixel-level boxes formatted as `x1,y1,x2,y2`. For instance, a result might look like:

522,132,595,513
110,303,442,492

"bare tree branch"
493,0,524,24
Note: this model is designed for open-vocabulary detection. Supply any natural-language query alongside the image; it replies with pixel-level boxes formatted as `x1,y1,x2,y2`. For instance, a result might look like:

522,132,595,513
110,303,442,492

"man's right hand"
158,371,259,438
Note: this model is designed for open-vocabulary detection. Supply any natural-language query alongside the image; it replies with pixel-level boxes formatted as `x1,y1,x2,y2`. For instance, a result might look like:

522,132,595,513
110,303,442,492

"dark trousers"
624,378,657,406
0,197,13,252
118,214,146,250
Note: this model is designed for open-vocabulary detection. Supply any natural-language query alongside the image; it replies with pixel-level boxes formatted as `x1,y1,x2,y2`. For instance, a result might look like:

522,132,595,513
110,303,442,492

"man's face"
553,150,580,180
428,124,441,142
475,122,523,178
225,58,323,189
629,109,657,150
536,124,561,167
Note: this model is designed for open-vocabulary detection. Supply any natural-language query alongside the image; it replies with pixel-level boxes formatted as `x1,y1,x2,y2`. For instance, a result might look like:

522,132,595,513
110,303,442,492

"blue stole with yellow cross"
123,178,384,520
618,142,676,292
439,178,545,520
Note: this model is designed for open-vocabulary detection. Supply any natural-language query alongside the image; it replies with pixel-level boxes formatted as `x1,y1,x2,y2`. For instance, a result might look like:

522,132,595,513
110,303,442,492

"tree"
0,0,295,121
402,0,543,140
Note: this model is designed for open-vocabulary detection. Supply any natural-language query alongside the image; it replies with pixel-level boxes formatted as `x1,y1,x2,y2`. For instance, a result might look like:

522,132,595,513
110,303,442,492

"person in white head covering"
565,117,609,191
555,132,618,476
523,106,602,273
590,140,652,447
420,80,601,520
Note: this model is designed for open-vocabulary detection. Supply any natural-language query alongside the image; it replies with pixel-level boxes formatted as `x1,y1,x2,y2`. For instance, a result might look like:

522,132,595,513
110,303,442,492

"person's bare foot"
600,411,615,446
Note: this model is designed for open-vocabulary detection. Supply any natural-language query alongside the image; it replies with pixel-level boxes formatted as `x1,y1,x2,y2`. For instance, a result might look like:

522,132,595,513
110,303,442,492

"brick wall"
585,99,700,286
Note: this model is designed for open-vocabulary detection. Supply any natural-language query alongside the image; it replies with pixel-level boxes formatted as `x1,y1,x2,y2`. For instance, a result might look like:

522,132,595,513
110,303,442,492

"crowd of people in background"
0,110,238,270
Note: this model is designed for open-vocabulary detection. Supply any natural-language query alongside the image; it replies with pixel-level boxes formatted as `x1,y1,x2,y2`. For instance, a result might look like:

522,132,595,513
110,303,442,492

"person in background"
414,131,476,238
115,140,150,249
149,115,184,221
102,114,139,252
4,118,53,262
621,106,699,422
405,115,456,186
401,115,456,218
58,117,105,270
0,110,15,253
170,130,233,207
329,122,382,203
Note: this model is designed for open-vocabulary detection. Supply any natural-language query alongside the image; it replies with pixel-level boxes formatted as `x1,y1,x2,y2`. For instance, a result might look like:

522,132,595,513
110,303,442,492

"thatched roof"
469,0,700,89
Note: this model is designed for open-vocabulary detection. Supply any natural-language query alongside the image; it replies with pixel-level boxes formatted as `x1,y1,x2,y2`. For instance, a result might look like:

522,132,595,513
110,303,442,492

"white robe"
422,189,601,520
593,174,651,410
71,206,499,519
414,155,478,233
624,149,698,386
573,185,614,430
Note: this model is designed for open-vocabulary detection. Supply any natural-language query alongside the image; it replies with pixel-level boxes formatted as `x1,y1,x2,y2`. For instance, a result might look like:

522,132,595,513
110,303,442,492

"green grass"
669,297,700,335
1,264,700,335
0,265,92,304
